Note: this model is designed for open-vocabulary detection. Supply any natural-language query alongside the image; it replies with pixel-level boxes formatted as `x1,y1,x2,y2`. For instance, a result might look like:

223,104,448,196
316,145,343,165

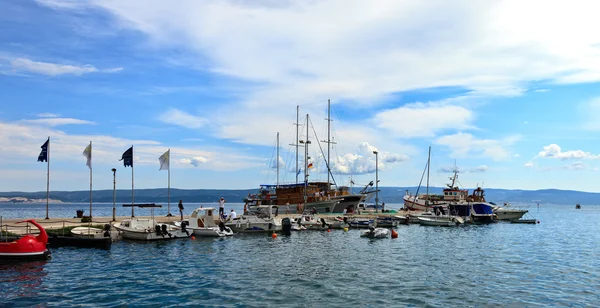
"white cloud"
270,156,286,169
32,1,600,147
374,103,474,138
10,58,123,76
158,109,207,129
435,132,519,161
20,118,95,127
524,161,534,168
563,161,588,170
180,156,207,167
36,113,60,118
472,165,488,173
536,144,600,160
437,165,488,173
329,142,408,175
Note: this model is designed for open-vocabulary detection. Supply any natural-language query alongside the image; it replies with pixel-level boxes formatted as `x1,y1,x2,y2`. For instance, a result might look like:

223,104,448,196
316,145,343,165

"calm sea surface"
1,203,599,307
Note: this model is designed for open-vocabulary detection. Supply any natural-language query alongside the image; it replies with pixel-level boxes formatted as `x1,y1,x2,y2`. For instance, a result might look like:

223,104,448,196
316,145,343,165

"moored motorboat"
71,225,121,241
470,202,495,223
417,215,463,227
225,205,282,233
375,216,399,228
114,218,191,241
292,215,330,230
0,220,51,261
492,203,529,221
347,217,373,228
179,207,233,237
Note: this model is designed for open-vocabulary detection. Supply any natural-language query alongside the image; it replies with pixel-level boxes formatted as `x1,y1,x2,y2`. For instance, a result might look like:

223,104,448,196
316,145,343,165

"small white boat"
71,225,121,241
180,207,233,237
292,215,333,230
225,205,282,233
492,203,528,221
114,218,191,241
360,227,390,238
417,216,463,227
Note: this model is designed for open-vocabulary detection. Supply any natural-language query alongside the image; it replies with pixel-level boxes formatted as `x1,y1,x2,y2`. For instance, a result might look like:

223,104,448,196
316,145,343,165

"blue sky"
2,0,600,193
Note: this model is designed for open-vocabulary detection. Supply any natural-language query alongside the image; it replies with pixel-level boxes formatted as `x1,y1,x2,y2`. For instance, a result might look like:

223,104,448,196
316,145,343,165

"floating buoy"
391,229,398,239
271,232,277,238
537,220,541,224
327,228,331,233
343,227,349,232
191,236,196,240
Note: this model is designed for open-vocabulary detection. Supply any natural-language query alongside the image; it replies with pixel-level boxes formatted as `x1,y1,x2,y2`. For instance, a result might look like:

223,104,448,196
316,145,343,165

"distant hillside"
0,186,594,205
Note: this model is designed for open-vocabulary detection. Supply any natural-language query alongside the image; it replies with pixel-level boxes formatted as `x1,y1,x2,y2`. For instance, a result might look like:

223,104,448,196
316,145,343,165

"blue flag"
120,146,133,167
37,138,49,162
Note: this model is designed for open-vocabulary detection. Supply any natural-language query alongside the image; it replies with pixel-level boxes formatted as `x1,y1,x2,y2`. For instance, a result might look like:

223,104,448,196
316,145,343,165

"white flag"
82,143,92,169
159,150,170,171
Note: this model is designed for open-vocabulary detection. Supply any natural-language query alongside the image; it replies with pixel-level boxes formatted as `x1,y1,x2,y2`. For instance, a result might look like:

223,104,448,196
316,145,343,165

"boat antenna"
426,146,431,209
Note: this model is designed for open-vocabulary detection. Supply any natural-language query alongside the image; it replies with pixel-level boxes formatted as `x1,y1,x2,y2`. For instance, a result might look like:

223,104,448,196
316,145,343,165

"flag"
37,138,49,162
297,169,301,176
308,162,313,169
120,146,133,167
158,150,169,171
83,143,92,169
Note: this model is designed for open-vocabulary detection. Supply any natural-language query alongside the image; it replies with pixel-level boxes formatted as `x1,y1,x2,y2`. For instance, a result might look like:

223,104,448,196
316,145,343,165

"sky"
2,0,600,193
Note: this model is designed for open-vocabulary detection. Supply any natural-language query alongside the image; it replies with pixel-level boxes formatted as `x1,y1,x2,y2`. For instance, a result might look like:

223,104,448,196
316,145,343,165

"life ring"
266,194,271,200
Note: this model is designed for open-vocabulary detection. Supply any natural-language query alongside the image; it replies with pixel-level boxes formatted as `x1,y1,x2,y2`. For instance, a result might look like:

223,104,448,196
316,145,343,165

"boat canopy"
472,203,494,215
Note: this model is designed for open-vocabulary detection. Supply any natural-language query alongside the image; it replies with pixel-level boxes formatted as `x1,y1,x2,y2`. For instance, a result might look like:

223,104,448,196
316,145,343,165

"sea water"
1,203,599,307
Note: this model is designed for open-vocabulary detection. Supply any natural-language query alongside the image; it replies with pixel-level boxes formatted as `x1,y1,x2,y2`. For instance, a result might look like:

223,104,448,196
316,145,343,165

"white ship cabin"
190,207,219,228
442,188,469,201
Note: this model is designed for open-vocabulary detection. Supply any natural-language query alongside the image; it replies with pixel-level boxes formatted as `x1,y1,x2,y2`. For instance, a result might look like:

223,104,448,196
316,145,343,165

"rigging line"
413,159,429,199
308,116,337,188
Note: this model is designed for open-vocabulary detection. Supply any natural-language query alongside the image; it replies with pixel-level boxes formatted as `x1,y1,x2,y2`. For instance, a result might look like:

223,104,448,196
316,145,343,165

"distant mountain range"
0,187,593,205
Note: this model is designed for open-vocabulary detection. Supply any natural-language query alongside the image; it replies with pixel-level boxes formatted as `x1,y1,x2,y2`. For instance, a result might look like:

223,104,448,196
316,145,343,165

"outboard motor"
103,224,111,237
219,222,226,232
155,224,162,236
162,224,173,238
281,217,292,236
320,218,329,230
180,221,189,236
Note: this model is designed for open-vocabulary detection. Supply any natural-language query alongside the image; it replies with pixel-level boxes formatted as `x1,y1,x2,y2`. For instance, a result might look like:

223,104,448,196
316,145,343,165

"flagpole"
131,145,135,217
46,136,50,220
168,149,171,217
89,141,92,219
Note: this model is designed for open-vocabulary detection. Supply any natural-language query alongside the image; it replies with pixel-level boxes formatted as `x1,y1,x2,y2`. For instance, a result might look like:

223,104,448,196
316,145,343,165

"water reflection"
0,260,48,301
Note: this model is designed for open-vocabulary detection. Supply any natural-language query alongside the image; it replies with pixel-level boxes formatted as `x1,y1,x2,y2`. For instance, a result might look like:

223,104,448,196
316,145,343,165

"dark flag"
120,146,133,167
37,138,49,162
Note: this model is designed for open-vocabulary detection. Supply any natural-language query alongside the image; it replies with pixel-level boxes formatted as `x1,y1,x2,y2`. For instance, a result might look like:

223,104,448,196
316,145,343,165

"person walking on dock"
178,200,184,220
219,197,226,218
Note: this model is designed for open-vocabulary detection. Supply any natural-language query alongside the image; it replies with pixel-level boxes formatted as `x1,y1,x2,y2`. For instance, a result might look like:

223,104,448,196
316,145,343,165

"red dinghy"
0,220,51,261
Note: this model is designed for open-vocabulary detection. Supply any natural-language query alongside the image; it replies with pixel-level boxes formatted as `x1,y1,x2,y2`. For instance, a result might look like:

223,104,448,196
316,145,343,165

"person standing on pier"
178,200,184,220
219,197,226,218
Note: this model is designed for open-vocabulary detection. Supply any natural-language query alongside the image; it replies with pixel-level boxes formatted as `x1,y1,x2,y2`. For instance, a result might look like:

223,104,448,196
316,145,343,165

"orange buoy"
191,236,196,240
327,228,331,232
271,232,277,238
391,229,398,239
